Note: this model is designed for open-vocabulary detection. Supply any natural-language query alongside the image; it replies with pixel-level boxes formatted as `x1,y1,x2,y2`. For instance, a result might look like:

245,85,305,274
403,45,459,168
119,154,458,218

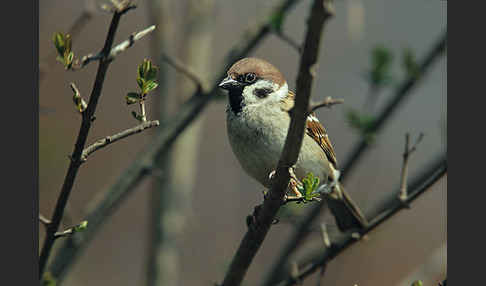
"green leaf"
64,34,72,54
53,32,66,56
143,80,159,94
137,77,145,90
368,45,394,87
42,272,57,286
411,280,423,286
65,51,74,69
402,48,420,79
126,92,140,105
301,173,320,202
73,220,88,232
346,109,376,136
145,66,158,81
131,111,144,122
270,10,284,31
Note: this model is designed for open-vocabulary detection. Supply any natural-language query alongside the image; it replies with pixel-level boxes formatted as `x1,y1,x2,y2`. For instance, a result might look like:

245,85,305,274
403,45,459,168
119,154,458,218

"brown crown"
227,57,286,86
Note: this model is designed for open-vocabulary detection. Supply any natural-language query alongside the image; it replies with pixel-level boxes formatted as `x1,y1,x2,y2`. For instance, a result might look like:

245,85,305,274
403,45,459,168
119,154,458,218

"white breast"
226,103,333,189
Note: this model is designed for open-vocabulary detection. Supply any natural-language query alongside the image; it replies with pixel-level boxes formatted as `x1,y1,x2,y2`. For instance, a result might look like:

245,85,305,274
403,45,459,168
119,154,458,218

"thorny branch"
221,1,334,285
48,0,303,282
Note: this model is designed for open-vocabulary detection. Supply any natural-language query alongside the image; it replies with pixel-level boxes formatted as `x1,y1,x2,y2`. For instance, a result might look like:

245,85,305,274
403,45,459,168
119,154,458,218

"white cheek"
242,81,288,106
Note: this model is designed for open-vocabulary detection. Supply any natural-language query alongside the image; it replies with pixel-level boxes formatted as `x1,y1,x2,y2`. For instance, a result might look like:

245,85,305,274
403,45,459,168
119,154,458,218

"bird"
219,57,368,232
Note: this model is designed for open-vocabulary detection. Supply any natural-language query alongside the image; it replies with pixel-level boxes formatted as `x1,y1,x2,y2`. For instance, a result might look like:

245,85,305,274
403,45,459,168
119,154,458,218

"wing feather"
281,91,338,167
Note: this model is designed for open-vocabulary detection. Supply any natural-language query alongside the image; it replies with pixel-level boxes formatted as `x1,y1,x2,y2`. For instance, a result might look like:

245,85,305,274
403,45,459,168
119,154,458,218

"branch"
160,51,208,93
54,221,88,239
309,96,344,114
77,24,156,68
39,0,95,83
39,214,51,227
48,0,302,282
398,132,424,202
274,30,302,54
81,120,160,162
340,30,447,182
38,6,133,279
276,156,447,286
108,25,156,60
221,1,334,285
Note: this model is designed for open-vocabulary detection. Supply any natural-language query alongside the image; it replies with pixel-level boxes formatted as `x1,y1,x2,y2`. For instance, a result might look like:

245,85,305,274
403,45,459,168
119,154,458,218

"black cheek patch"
253,87,273,98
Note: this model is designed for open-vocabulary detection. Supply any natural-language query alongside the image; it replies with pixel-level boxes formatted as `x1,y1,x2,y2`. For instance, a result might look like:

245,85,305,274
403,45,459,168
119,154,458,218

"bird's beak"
219,76,239,90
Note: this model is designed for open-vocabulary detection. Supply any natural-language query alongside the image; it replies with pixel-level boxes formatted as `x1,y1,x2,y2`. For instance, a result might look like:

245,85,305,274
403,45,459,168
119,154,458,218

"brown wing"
281,91,338,168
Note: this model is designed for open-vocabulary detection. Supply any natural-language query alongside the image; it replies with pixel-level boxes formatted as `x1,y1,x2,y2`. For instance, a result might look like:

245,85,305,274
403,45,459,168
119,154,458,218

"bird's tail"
324,182,368,232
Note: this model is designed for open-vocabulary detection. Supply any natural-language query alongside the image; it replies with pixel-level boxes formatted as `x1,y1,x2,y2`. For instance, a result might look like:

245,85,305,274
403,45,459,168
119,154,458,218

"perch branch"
340,30,447,182
277,156,447,286
221,1,334,285
39,6,133,279
47,0,303,282
81,120,159,162
399,132,424,202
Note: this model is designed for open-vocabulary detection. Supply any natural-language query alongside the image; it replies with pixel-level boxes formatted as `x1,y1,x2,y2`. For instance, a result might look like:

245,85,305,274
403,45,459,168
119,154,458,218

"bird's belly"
227,111,332,189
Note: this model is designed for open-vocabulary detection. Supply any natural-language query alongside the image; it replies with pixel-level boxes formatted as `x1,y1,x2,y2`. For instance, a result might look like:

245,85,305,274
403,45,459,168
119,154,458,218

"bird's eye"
245,73,256,83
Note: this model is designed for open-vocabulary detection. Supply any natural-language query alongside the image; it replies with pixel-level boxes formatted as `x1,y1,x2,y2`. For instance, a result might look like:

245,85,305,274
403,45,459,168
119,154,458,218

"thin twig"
76,25,156,69
222,1,334,285
399,132,424,202
81,120,159,162
277,156,447,286
39,6,133,279
39,1,95,83
340,30,447,183
108,25,156,60
309,97,344,114
39,214,51,227
275,30,302,54
48,0,302,282
160,52,208,92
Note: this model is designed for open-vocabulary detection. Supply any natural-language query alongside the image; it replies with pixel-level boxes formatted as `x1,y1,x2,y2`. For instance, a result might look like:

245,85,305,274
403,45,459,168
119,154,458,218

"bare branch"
399,132,424,202
108,25,156,60
340,30,447,182
274,30,302,54
54,221,88,239
276,156,447,286
309,96,344,114
39,214,51,227
160,52,208,92
48,0,303,282
81,120,159,162
222,1,334,285
76,25,156,69
320,223,331,248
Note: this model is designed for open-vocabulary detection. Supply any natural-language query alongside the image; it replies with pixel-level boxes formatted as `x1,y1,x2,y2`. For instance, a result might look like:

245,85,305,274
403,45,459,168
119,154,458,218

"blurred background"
39,0,447,285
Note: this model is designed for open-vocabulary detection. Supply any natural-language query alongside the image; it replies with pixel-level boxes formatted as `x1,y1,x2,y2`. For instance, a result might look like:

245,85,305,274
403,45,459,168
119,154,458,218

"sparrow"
219,57,368,232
